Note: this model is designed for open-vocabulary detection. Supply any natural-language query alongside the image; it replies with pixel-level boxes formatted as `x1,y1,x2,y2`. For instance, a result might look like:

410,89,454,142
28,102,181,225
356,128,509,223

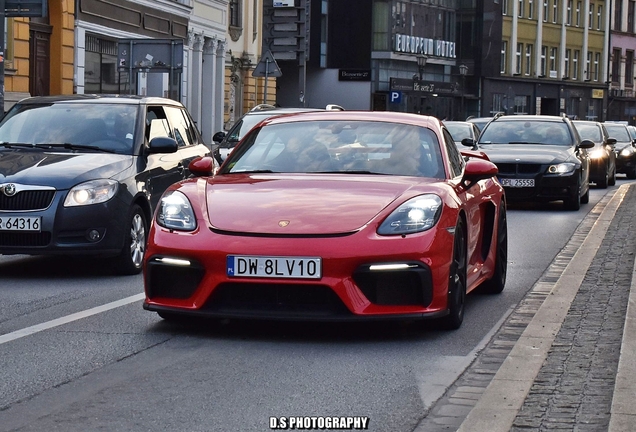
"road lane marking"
0,293,145,346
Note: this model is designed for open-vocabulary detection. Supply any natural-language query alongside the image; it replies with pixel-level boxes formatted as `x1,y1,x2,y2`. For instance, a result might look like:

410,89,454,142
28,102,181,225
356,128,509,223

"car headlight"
378,194,442,235
547,163,576,174
64,179,118,207
589,149,605,159
621,147,633,157
157,190,197,231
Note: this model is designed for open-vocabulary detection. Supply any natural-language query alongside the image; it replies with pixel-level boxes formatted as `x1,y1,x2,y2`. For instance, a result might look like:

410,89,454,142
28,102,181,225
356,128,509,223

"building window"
566,0,572,25
552,0,558,23
519,0,524,17
615,0,623,31
586,51,592,80
541,45,547,76
85,35,127,94
626,50,634,85
514,96,528,114
550,47,557,76
492,93,505,114
576,1,581,26
516,43,523,74
594,52,600,81
372,0,390,51
543,0,548,21
529,0,534,18
573,50,579,80
525,44,533,75
565,49,571,78
629,1,635,33
589,3,594,29
503,0,509,15
501,41,507,74
612,48,621,83
597,5,602,30
230,0,241,28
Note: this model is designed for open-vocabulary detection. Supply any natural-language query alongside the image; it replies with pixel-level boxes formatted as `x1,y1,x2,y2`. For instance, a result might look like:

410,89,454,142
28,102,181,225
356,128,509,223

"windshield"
573,123,602,141
445,123,472,141
223,120,445,178
604,124,631,142
0,103,138,155
480,120,572,145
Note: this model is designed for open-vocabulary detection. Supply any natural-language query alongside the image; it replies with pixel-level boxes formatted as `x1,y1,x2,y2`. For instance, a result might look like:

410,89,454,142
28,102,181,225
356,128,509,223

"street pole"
459,64,468,120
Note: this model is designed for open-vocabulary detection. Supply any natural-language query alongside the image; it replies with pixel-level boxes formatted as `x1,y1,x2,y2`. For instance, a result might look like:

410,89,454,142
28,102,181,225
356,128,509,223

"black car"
212,104,344,164
0,95,212,274
443,120,481,150
603,122,636,179
572,120,617,188
477,115,594,210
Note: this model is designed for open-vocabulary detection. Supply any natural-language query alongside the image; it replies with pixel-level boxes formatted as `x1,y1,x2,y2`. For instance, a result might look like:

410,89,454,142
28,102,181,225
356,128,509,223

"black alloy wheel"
565,176,582,211
440,218,467,330
480,204,507,294
114,204,147,275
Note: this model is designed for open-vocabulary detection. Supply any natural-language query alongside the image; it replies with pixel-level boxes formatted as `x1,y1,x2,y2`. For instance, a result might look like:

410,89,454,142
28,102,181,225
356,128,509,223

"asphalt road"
0,179,629,432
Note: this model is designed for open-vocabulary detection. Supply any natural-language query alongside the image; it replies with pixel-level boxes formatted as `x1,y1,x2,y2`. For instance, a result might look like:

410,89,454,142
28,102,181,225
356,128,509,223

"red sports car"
143,111,507,329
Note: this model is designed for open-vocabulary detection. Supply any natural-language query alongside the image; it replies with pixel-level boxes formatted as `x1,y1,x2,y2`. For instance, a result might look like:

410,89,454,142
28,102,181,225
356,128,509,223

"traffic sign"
390,91,402,104
252,50,283,78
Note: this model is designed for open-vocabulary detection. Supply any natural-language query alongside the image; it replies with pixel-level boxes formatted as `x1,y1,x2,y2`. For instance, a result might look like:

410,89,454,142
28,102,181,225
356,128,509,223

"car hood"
614,142,633,152
0,151,133,189
204,174,438,235
477,144,577,164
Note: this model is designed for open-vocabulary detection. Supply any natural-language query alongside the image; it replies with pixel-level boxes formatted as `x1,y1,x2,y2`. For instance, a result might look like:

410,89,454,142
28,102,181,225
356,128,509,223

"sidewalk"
416,183,636,431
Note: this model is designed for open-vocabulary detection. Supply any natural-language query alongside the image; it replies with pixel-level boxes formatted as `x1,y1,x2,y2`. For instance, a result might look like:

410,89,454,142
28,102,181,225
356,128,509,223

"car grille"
0,190,55,211
496,163,542,175
0,231,51,247
204,283,351,317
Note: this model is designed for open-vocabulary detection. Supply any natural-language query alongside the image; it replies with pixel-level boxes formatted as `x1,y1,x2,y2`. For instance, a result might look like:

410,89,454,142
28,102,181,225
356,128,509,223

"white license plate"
227,255,322,279
0,216,41,232
500,178,535,188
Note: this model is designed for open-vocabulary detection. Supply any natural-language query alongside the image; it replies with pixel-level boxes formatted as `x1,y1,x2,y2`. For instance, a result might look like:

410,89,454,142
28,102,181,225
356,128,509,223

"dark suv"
0,95,211,274
212,104,344,164
476,115,595,210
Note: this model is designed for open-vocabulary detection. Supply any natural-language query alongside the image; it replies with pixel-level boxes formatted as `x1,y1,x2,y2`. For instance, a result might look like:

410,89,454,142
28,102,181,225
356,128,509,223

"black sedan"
572,120,616,188
477,115,594,210
604,122,636,179
0,95,211,274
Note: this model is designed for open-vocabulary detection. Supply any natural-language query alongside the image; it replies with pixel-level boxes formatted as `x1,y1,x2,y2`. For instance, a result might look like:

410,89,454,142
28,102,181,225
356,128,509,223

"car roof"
261,110,444,129
492,115,569,123
14,94,184,107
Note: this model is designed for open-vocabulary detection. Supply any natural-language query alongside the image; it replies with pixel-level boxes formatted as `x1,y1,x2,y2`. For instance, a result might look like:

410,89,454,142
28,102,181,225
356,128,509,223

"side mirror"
578,139,595,150
462,158,498,187
606,137,617,146
189,156,215,177
147,136,178,154
461,137,478,151
212,131,226,143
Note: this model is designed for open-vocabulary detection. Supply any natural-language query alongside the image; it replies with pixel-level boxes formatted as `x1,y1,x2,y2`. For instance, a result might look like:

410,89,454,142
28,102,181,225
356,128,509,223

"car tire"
581,185,590,204
440,218,467,330
480,204,507,294
609,165,617,186
597,165,609,189
114,204,147,275
565,178,582,211
628,167,636,180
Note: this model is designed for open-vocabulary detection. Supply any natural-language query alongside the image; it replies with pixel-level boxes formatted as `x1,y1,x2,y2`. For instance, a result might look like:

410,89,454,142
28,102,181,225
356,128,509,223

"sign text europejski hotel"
394,33,456,58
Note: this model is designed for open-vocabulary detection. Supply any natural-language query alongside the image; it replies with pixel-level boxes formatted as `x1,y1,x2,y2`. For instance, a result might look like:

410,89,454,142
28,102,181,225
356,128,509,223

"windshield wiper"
0,142,45,149
39,143,117,153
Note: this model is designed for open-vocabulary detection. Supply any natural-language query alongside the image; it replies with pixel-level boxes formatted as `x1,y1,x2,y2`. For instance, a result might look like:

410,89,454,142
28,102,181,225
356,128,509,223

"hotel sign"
394,33,456,59
592,89,605,99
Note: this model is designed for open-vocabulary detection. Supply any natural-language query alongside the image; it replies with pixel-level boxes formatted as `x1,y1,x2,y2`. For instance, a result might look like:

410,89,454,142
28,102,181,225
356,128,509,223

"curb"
456,184,629,432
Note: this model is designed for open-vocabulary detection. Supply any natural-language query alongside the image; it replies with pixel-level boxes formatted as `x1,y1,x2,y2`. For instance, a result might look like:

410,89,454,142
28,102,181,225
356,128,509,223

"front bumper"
0,189,130,256
498,171,579,202
143,223,455,321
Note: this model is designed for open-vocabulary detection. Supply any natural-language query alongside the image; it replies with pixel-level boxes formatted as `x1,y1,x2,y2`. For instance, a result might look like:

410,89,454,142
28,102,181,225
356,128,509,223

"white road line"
0,293,145,346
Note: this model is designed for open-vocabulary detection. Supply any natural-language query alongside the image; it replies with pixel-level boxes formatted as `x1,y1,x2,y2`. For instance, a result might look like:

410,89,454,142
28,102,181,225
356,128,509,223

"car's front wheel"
114,204,147,275
480,204,507,294
565,177,582,211
597,163,609,188
440,218,467,330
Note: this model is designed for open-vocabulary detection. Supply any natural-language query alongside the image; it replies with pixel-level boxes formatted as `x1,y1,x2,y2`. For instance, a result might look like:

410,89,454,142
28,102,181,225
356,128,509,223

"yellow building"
4,1,75,111
494,0,608,119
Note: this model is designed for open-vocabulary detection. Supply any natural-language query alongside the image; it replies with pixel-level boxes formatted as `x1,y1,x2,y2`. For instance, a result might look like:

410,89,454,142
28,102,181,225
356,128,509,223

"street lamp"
414,55,428,114
459,64,468,120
